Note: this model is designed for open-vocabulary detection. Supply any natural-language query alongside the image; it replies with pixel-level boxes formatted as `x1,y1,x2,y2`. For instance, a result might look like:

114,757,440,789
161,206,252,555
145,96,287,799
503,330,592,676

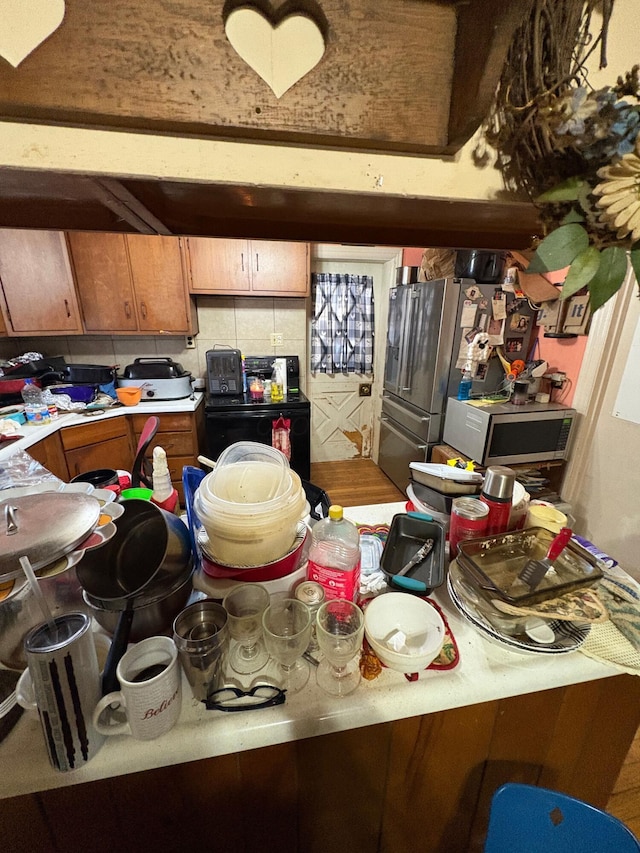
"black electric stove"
204,355,311,479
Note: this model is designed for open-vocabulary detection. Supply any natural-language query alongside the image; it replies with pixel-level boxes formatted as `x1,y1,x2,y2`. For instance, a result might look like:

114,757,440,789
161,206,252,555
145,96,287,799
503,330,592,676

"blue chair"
484,783,640,852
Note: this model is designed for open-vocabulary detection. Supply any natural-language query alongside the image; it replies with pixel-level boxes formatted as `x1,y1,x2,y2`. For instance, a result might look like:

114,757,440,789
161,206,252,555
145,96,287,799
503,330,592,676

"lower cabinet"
59,417,135,480
28,431,69,481
131,408,205,505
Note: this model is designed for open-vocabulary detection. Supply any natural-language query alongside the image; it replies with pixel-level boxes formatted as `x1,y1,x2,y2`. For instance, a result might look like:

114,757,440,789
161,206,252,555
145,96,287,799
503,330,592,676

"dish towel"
579,567,640,674
271,416,291,460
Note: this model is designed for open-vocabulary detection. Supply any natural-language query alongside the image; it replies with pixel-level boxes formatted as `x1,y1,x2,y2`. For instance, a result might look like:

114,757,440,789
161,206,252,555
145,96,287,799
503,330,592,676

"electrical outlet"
185,335,196,349
359,384,372,397
270,333,284,346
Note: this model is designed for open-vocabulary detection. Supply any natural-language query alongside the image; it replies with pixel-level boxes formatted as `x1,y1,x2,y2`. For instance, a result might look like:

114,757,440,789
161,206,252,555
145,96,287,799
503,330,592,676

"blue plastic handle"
391,575,428,593
407,511,434,522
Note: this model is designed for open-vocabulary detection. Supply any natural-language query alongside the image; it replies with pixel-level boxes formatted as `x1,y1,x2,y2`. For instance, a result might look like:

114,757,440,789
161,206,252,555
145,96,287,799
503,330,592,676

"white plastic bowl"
364,592,445,673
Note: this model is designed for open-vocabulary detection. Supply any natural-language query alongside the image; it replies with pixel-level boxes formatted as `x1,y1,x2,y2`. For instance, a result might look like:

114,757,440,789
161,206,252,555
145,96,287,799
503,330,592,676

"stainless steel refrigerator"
378,276,536,491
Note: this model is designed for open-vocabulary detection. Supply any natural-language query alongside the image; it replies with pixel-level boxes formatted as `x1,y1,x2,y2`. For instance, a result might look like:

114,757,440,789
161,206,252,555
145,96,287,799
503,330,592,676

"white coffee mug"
93,636,181,741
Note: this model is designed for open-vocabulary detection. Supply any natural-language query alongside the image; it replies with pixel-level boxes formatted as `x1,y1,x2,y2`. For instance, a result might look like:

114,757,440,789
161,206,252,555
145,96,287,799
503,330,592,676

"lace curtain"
310,273,374,375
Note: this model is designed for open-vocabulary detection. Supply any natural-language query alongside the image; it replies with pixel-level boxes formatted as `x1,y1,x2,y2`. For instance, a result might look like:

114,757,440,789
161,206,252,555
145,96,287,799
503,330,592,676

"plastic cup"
120,487,153,501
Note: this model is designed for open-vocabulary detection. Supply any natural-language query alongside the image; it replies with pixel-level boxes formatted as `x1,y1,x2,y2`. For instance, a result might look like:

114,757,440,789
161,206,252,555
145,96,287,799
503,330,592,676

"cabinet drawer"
132,413,193,434
146,433,196,457
60,417,131,451
65,435,134,479
165,455,194,482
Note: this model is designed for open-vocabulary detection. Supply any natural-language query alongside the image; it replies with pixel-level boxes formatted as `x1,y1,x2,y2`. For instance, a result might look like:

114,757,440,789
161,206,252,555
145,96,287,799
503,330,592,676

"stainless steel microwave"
442,397,576,466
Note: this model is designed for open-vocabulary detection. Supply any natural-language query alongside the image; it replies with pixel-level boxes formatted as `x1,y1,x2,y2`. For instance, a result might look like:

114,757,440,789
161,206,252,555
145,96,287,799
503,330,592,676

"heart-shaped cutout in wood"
225,6,325,99
0,0,65,68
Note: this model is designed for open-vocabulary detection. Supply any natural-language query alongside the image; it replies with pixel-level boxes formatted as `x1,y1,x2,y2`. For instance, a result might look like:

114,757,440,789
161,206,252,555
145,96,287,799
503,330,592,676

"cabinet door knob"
255,253,259,272
124,301,132,318
241,252,245,272
64,299,71,318
140,301,147,319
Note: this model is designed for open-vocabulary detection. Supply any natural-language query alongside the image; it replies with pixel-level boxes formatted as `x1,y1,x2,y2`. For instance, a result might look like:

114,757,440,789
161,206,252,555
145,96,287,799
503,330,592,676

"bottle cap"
482,466,515,500
328,505,344,520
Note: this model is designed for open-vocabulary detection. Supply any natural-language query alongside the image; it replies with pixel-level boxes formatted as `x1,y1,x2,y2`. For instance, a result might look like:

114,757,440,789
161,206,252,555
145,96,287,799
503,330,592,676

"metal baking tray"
456,527,604,605
380,512,446,595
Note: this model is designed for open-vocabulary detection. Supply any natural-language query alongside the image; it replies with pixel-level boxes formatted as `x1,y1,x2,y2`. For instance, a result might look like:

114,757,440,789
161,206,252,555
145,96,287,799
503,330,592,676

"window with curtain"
310,273,374,375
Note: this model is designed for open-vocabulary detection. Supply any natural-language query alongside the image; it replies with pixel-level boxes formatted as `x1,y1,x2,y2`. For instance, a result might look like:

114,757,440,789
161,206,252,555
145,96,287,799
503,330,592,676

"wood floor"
309,458,640,839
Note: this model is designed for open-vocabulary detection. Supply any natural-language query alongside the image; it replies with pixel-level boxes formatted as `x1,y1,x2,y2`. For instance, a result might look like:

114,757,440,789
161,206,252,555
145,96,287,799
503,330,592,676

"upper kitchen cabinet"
68,232,198,335
186,238,310,297
0,230,82,335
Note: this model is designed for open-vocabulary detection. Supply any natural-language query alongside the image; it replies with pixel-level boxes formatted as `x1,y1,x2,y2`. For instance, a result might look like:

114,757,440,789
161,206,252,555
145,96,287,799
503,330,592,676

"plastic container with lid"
306,505,361,602
194,442,306,566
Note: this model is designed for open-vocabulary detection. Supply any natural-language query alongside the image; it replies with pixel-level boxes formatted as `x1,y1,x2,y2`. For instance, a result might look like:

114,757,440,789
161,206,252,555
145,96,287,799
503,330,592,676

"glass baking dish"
456,527,604,605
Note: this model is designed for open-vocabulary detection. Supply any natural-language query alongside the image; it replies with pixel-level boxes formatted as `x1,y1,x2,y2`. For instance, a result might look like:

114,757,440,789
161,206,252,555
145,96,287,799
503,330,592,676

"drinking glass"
316,599,364,696
222,583,270,675
262,598,312,694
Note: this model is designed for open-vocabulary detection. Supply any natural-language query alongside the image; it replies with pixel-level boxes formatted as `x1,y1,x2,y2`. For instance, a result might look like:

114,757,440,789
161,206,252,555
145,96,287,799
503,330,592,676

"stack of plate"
447,560,590,655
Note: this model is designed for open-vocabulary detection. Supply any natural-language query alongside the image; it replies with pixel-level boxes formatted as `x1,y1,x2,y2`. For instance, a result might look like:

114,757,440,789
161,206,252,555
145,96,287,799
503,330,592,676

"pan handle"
101,605,135,696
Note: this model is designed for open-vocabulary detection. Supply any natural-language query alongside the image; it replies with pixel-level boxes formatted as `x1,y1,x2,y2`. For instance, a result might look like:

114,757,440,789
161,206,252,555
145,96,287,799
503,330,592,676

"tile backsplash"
2,296,310,392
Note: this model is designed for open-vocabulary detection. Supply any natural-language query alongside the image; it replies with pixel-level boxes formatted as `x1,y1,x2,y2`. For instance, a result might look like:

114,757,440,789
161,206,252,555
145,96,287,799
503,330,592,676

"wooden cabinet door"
0,230,82,334
61,417,135,479
28,432,69,481
186,237,251,294
68,232,138,332
125,234,191,333
250,241,309,295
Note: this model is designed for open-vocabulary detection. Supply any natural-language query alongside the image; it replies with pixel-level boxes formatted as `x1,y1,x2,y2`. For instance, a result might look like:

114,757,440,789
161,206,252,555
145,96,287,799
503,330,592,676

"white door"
308,248,402,463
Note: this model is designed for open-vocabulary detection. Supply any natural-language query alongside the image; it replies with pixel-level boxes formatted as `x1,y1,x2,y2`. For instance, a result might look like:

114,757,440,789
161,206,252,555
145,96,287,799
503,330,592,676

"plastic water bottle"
21,378,51,426
306,505,361,602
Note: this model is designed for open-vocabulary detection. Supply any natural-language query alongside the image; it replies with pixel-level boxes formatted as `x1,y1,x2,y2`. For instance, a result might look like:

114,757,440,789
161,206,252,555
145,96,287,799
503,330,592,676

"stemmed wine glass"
316,599,364,696
262,598,312,694
222,583,270,675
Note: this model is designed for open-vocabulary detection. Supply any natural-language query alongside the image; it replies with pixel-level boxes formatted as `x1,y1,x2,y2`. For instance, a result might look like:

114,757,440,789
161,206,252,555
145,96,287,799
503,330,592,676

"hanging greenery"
479,0,640,311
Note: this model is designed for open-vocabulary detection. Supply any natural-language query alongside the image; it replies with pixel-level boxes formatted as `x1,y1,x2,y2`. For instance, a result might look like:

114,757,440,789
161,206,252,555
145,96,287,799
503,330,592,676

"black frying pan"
76,499,192,695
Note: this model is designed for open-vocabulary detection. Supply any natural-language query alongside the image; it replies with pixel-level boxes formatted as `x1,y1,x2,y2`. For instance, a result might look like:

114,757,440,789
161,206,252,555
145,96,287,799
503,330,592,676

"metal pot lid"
1,492,100,579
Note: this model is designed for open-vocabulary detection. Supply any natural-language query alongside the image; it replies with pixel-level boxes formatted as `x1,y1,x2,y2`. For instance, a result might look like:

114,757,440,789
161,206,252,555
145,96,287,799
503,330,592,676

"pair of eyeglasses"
204,684,287,712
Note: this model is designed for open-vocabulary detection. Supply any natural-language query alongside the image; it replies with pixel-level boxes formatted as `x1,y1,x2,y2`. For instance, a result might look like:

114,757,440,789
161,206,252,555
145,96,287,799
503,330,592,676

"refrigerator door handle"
399,288,421,393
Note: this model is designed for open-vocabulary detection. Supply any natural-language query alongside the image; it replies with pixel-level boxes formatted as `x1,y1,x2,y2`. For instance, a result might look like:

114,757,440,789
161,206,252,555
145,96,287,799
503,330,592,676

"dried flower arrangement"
479,0,640,310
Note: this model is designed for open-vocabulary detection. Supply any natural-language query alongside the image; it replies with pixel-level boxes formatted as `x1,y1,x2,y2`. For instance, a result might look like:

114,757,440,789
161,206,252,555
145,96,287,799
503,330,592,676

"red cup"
449,497,489,559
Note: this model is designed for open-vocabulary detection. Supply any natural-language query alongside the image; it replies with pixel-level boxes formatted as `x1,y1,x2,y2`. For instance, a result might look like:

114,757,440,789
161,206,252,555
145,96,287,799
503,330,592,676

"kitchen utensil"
173,600,229,702
82,567,194,642
116,386,142,406
40,363,116,386
409,462,483,494
316,599,364,697
222,583,270,675
118,357,194,401
199,522,308,582
93,636,181,741
446,570,590,655
75,499,192,695
0,492,100,579
380,513,446,595
70,468,119,490
511,527,573,594
456,527,603,605
16,612,106,771
262,598,312,694
363,593,445,674
391,540,434,592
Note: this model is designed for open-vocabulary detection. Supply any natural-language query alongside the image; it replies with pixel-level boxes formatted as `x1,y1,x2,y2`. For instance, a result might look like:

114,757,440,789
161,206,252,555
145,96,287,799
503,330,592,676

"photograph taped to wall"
505,337,523,354
510,313,530,333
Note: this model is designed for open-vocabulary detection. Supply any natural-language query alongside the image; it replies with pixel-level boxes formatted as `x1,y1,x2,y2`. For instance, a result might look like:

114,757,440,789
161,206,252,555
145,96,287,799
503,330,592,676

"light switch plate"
270,333,283,346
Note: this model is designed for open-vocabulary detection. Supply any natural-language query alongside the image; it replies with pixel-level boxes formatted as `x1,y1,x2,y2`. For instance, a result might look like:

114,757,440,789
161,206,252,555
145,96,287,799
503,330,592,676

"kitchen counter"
0,502,625,801
0,393,204,465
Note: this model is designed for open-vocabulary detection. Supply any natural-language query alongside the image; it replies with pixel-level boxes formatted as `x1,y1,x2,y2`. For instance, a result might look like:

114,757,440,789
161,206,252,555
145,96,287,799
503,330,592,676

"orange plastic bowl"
116,386,142,406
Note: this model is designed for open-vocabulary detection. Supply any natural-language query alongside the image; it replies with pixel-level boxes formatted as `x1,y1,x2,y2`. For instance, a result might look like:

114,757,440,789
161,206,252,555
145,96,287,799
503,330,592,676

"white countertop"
0,393,204,464
0,501,619,800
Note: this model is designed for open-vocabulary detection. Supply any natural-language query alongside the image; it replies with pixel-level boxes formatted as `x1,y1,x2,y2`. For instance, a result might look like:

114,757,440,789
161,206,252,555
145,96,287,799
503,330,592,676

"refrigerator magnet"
492,292,506,320
464,285,482,300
